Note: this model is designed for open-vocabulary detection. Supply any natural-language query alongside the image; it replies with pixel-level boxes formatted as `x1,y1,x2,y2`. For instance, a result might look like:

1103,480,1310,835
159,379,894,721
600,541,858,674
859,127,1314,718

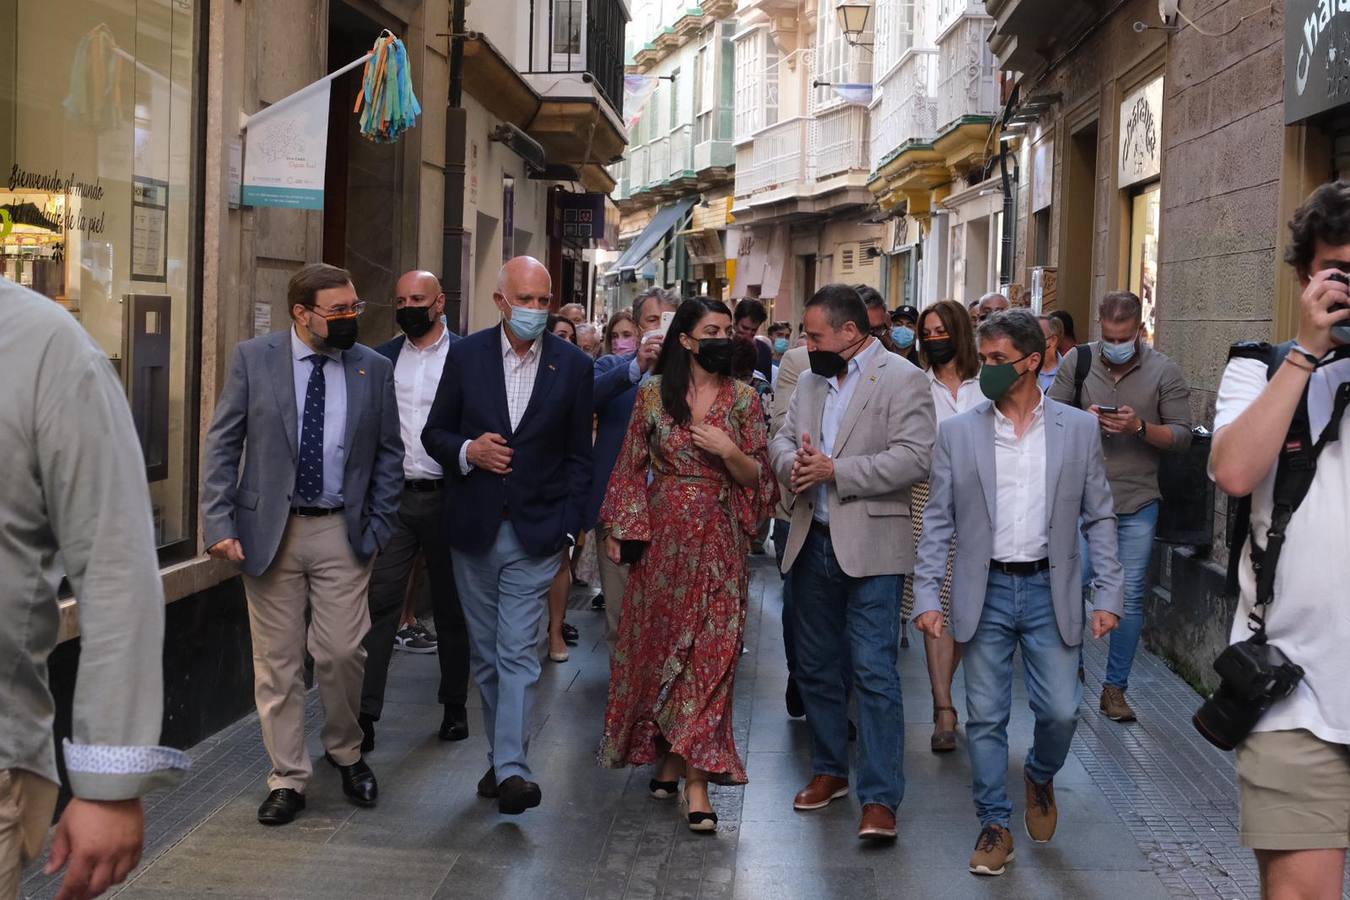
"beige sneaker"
1100,685,1137,722
1024,774,1058,843
969,824,1015,876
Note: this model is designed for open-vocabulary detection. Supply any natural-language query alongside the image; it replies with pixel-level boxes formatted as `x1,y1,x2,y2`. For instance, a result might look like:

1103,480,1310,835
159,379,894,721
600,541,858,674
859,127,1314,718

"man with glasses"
202,262,403,826
974,292,1010,325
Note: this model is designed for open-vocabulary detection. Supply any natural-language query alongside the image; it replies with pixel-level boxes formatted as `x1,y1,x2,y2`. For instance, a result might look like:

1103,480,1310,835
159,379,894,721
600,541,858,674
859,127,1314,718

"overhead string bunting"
353,29,422,143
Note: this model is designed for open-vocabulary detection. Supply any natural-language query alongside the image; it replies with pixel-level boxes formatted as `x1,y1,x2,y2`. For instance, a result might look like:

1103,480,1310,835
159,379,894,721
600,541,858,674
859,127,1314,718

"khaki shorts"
0,769,60,900
1238,729,1350,851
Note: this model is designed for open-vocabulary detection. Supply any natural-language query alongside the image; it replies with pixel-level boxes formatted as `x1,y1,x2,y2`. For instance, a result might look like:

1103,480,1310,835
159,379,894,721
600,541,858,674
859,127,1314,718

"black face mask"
692,337,735,375
924,339,957,366
319,314,359,351
395,305,436,339
808,333,868,378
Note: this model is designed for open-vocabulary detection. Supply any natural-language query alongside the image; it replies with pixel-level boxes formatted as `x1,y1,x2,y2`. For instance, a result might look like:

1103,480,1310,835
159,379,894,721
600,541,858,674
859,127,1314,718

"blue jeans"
1080,500,1159,690
792,525,904,811
964,569,1080,828
451,523,559,782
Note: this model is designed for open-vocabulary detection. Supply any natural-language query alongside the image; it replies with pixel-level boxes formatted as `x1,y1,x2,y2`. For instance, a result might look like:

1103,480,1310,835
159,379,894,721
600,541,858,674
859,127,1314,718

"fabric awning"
614,196,697,272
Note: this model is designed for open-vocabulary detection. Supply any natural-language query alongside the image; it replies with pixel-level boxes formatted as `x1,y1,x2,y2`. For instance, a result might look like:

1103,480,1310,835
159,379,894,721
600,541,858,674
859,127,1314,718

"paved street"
21,557,1295,899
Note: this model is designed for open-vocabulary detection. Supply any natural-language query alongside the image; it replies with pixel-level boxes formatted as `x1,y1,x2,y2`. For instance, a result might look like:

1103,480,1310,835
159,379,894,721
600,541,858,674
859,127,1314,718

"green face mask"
979,353,1034,403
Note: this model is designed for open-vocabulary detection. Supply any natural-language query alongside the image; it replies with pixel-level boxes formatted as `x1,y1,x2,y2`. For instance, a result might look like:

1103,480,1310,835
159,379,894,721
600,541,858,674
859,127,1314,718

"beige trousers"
0,769,58,900
595,525,631,656
242,514,373,792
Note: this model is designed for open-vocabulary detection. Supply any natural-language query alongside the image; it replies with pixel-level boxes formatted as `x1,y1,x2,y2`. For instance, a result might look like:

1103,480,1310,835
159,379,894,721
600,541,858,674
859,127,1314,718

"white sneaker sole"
793,786,849,811
969,851,1014,877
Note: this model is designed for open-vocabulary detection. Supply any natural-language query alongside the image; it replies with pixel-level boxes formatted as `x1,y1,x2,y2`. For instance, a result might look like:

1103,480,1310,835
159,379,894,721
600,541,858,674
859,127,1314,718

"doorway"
1061,121,1098,330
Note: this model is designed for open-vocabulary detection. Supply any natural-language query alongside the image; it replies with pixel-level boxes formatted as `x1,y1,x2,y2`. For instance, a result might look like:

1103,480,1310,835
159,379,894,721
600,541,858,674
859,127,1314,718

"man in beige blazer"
769,284,935,842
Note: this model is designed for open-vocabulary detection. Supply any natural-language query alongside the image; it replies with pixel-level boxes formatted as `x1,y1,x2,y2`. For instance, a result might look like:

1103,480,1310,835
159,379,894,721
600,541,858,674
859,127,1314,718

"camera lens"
1193,685,1267,752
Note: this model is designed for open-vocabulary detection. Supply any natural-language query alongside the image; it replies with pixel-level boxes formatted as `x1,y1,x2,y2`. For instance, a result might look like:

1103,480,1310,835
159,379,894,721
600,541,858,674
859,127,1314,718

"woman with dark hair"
905,299,983,753
598,297,778,832
548,314,578,344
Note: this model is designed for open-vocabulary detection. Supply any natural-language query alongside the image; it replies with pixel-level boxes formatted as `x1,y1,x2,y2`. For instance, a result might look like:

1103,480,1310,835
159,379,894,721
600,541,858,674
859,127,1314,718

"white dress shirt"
290,328,346,507
991,399,1048,562
458,327,543,475
815,338,884,525
926,369,984,425
394,327,451,479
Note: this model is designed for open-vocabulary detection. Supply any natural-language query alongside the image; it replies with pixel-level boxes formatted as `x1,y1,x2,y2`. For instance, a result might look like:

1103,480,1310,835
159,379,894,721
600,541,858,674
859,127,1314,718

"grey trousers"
361,485,469,720
451,523,558,782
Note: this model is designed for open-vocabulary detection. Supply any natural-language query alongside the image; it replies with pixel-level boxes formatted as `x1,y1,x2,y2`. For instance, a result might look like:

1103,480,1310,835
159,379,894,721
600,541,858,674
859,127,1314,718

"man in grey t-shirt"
0,276,187,900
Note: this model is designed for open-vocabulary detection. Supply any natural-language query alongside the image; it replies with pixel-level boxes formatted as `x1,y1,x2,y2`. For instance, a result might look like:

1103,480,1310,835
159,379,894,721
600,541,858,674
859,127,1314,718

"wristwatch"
1135,419,1147,438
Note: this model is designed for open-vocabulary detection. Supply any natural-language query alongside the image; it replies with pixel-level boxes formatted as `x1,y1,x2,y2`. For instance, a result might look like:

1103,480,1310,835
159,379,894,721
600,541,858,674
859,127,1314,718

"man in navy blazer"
357,271,472,755
422,256,593,816
201,263,403,826
589,287,678,651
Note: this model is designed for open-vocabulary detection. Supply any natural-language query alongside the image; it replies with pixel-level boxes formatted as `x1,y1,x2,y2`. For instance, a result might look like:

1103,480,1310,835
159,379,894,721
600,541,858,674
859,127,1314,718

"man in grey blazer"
770,284,936,842
913,309,1123,877
202,263,403,826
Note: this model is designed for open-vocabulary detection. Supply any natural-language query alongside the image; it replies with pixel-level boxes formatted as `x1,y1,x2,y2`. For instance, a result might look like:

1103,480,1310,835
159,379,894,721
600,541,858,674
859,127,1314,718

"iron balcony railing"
527,0,628,116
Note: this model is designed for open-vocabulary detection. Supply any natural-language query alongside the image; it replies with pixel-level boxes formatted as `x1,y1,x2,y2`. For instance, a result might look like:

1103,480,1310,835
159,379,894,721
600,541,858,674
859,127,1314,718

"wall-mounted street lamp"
835,0,874,48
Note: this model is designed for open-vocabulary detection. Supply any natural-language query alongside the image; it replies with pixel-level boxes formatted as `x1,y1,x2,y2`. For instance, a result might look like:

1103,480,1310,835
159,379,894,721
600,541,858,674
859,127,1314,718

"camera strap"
1247,354,1350,636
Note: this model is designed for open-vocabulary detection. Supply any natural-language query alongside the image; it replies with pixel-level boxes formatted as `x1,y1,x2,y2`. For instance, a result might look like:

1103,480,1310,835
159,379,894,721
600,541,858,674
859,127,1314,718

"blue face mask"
773,337,790,354
506,305,549,341
891,325,915,350
1100,335,1138,365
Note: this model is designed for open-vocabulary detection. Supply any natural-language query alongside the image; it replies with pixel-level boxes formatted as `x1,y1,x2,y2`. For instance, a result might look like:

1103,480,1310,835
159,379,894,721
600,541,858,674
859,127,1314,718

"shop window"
1128,182,1160,341
0,0,200,552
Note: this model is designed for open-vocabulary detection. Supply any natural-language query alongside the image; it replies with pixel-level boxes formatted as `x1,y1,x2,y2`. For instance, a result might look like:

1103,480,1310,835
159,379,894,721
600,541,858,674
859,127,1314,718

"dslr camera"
1192,637,1304,752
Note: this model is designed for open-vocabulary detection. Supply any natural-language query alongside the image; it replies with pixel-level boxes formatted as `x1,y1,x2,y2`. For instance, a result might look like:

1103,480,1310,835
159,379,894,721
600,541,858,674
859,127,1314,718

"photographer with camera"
1206,181,1350,897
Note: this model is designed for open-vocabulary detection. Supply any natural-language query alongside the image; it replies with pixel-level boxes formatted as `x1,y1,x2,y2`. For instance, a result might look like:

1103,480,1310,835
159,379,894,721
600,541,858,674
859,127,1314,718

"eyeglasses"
313,301,367,319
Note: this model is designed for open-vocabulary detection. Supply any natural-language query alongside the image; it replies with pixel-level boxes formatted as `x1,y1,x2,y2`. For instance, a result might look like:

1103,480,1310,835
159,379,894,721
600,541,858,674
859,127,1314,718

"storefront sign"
1286,1,1350,123
1119,76,1163,188
242,54,370,209
553,191,609,243
131,177,168,282
1032,139,1054,213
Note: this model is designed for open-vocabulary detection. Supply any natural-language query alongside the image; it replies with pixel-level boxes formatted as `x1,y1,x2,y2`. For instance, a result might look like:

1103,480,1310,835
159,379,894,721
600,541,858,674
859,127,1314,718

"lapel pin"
548,363,556,371
869,375,877,382
358,369,366,376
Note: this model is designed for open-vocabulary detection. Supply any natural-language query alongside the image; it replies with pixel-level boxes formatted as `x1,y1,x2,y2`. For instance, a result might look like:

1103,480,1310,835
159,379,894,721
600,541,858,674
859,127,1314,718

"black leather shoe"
561,622,579,646
359,714,376,753
325,753,378,807
257,788,305,825
439,705,469,742
591,593,606,610
477,767,499,799
497,775,542,815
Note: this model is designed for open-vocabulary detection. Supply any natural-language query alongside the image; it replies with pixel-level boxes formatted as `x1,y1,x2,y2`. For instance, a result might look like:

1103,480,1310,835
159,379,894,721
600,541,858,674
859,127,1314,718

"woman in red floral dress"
598,297,778,833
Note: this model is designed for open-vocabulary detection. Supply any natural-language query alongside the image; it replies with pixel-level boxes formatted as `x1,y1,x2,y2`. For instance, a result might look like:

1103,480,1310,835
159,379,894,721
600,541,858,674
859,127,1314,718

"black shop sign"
1287,0,1350,123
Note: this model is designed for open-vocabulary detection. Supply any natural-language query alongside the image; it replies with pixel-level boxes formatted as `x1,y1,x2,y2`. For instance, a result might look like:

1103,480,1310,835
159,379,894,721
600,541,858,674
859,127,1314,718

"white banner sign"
1118,76,1163,189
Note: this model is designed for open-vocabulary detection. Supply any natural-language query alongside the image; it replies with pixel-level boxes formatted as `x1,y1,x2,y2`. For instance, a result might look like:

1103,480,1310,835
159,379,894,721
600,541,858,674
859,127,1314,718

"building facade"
0,0,624,745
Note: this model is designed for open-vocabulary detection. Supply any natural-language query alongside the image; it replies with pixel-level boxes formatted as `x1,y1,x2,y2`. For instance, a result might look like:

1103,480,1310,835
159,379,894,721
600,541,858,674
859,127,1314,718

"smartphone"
1097,405,1119,416
660,310,676,334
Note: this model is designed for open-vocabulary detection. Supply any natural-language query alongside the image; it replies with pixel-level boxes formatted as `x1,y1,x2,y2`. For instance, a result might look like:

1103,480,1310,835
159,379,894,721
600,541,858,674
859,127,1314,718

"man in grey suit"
913,309,1123,877
770,284,936,842
202,263,403,826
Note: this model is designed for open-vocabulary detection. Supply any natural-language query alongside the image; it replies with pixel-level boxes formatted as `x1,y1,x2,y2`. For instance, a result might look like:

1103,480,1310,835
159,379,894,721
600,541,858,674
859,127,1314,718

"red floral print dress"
598,376,778,784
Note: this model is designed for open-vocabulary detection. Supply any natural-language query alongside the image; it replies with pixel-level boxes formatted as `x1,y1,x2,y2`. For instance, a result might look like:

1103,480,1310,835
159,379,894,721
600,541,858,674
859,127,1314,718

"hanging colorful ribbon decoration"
354,30,422,143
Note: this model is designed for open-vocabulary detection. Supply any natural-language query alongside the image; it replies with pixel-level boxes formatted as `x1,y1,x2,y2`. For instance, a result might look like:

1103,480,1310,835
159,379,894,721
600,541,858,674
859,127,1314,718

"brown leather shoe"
969,824,1015,876
793,775,849,811
1100,685,1137,722
1023,774,1057,843
857,803,897,840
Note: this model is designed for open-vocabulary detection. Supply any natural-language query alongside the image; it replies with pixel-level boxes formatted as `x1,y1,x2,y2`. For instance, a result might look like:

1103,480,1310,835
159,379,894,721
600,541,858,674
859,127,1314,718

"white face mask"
1101,335,1138,365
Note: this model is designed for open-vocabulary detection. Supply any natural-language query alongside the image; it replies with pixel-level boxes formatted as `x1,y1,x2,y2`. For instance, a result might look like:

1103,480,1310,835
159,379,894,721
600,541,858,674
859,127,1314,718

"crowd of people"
7,180,1350,899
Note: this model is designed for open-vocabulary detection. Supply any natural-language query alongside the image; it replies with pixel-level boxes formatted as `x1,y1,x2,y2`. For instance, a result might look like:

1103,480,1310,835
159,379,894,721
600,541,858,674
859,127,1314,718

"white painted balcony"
811,103,870,181
935,14,998,131
936,0,987,36
630,143,650,191
734,116,811,197
648,135,670,187
668,124,692,178
871,48,939,166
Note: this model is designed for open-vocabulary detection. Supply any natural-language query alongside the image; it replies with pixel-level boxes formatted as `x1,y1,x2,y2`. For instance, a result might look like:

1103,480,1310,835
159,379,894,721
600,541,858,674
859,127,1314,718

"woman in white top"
904,299,983,752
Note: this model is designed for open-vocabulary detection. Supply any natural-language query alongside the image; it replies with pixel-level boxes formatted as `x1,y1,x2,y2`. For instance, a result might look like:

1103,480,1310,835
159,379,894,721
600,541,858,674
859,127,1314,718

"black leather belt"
405,479,443,492
292,506,343,518
990,558,1050,575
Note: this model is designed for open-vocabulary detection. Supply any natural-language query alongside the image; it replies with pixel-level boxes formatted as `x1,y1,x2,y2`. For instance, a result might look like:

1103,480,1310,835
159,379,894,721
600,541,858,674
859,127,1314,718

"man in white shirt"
359,271,468,753
422,257,593,817
914,309,1122,877
1208,181,1350,898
